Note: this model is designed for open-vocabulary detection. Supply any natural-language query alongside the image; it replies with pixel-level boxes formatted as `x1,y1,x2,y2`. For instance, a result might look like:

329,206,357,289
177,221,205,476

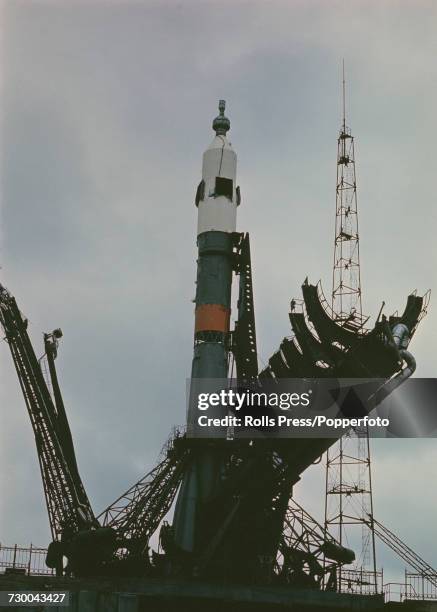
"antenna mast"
331,60,363,325
324,64,378,594
342,59,346,133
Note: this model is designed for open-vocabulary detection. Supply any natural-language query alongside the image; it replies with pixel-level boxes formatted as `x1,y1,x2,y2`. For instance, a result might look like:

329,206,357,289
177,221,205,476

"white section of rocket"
197,134,238,236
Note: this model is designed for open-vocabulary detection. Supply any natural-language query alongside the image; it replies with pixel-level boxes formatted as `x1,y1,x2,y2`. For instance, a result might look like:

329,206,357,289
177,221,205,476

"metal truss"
369,516,437,589
0,285,96,541
277,498,351,590
98,431,188,557
231,232,258,381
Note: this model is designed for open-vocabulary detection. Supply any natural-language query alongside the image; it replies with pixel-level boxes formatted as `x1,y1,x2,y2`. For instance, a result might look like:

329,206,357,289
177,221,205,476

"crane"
0,284,109,575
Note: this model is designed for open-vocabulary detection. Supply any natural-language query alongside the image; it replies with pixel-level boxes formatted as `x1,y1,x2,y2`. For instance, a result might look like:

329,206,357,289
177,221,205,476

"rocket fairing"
196,100,238,236
173,101,240,552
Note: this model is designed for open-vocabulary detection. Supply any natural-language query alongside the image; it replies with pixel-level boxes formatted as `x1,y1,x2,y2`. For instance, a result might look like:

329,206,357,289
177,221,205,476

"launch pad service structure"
0,99,433,612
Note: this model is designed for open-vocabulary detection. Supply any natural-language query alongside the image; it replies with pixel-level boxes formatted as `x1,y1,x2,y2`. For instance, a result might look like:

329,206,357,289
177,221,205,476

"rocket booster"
191,100,238,381
173,101,239,552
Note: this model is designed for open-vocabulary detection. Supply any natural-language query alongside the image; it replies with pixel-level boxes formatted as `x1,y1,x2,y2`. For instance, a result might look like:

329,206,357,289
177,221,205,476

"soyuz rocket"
192,99,237,377
173,101,239,552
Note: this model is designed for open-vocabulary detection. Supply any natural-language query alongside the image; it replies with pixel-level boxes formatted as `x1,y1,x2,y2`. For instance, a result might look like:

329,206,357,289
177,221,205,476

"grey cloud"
0,1,435,580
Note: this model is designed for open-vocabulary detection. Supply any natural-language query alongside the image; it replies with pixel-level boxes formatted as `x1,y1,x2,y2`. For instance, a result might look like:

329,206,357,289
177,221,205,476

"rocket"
173,101,239,553
192,99,237,379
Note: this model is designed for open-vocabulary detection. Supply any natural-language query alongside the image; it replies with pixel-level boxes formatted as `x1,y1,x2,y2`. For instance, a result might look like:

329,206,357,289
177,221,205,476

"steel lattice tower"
331,65,363,325
324,65,378,595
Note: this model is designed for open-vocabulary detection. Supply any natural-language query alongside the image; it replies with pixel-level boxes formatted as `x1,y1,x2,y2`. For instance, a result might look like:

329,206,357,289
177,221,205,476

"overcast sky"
0,0,436,586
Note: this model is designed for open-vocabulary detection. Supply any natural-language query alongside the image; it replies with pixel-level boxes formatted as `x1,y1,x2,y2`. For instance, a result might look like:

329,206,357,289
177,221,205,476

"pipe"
391,323,410,350
368,323,416,409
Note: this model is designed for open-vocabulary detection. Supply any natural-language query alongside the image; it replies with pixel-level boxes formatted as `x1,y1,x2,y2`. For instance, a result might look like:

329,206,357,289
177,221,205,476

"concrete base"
0,573,389,611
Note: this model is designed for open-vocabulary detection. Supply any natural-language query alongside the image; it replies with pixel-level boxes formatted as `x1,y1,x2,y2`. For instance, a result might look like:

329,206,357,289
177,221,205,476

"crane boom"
0,284,96,541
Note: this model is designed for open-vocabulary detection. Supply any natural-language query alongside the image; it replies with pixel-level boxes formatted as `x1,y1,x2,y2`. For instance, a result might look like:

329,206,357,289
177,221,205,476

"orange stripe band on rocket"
195,304,231,333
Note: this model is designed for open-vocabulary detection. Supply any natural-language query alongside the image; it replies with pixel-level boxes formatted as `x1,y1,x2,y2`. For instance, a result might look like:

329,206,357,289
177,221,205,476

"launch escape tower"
324,67,377,593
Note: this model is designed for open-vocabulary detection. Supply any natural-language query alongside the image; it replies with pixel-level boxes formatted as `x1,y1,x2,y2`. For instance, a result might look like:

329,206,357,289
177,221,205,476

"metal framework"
324,429,377,592
0,90,432,589
369,517,437,588
0,273,429,582
232,232,258,381
331,64,363,327
403,572,437,600
277,498,354,591
325,65,377,594
0,544,55,577
98,431,188,559
0,285,96,541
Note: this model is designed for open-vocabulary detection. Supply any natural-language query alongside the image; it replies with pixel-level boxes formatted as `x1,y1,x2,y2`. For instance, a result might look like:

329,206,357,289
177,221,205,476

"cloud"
0,1,435,584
